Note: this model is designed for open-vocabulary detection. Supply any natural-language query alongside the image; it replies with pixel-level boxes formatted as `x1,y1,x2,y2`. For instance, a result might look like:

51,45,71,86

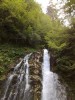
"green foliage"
45,6,75,78
0,0,54,47
0,44,36,76
0,0,47,46
45,20,67,51
0,0,75,79
64,0,75,15
53,19,75,77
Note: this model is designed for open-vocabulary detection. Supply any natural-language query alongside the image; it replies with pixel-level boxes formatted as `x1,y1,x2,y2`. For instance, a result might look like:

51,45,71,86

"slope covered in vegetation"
0,0,52,77
46,0,75,79
0,0,75,82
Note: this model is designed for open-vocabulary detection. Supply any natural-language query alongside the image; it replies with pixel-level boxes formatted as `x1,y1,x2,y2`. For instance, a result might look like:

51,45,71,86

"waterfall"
1,53,32,100
41,49,67,100
1,50,68,100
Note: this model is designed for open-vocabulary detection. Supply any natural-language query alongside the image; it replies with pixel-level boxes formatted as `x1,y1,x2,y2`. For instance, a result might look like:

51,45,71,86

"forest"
0,0,75,91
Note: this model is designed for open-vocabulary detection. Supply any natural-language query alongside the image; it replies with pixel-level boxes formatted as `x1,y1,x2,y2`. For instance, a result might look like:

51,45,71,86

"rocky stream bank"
0,50,75,100
0,51,43,100
29,51,42,100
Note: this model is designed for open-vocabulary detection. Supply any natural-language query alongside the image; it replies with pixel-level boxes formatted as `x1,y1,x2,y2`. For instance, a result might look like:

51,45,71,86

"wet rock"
11,74,18,85
29,51,42,100
9,67,14,72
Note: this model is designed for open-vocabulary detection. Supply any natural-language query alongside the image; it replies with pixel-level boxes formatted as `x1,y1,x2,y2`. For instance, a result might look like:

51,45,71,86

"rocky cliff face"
0,51,43,100
29,51,43,100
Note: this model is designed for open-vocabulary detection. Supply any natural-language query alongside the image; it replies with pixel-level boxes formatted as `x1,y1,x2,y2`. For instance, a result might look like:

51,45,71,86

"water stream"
0,50,68,100
1,53,32,100
41,49,67,100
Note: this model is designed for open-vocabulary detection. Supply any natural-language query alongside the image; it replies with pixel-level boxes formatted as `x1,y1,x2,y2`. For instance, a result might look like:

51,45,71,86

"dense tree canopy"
0,0,52,47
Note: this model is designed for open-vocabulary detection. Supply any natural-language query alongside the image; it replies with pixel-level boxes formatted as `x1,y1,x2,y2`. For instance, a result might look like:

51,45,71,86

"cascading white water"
1,50,68,100
24,59,30,90
1,53,32,100
41,49,67,100
24,54,31,91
